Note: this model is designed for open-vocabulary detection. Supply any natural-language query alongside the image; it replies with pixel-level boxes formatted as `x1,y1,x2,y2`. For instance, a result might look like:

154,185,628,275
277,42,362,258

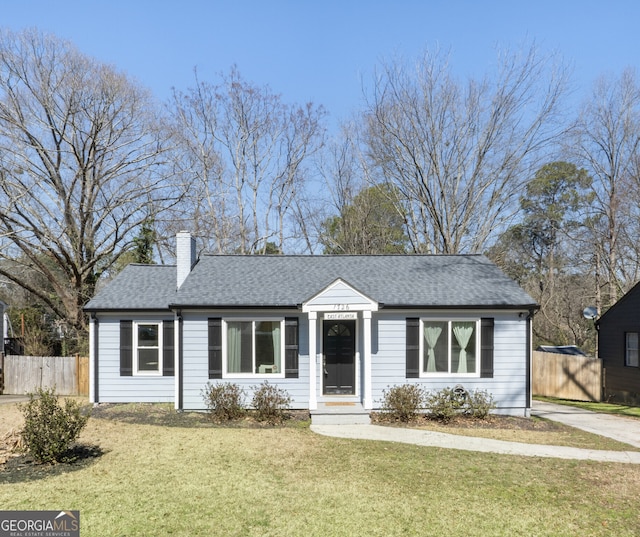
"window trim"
625,332,639,368
419,318,480,377
133,321,163,376
222,318,286,379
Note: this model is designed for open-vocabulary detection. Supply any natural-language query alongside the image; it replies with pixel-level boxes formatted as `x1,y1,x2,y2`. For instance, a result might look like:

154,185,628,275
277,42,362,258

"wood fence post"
75,353,79,396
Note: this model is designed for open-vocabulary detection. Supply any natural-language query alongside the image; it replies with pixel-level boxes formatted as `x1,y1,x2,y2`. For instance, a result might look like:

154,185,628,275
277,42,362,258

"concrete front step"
311,402,371,425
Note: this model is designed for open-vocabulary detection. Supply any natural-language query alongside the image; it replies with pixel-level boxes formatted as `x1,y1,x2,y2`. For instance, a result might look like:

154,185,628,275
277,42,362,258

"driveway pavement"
0,395,29,404
531,400,640,448
311,400,640,464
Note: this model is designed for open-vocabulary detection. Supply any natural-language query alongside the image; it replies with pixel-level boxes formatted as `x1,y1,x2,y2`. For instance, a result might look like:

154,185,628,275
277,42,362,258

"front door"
323,320,356,395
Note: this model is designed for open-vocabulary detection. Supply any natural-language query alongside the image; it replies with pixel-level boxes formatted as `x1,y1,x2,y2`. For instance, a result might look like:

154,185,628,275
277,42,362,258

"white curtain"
271,322,281,372
227,323,242,373
453,323,474,373
424,325,442,372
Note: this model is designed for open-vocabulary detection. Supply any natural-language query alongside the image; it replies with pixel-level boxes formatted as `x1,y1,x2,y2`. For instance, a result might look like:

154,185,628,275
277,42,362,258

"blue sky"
2,0,639,130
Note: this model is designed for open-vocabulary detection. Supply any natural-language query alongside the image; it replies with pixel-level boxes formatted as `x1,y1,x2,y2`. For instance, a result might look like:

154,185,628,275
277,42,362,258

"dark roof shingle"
85,254,536,311
174,254,535,308
84,264,176,311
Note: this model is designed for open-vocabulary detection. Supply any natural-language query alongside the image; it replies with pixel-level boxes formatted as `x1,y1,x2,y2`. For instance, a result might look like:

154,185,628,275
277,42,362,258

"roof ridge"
127,263,177,267
199,253,486,258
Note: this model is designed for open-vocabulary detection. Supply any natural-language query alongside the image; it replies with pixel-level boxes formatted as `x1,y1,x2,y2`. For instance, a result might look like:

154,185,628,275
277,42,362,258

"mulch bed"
0,440,104,484
371,412,564,431
89,403,311,428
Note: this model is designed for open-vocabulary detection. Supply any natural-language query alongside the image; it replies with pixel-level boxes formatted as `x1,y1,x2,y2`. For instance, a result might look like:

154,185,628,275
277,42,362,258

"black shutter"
284,317,299,378
406,318,420,378
163,320,175,377
208,318,222,379
120,320,133,376
480,317,494,378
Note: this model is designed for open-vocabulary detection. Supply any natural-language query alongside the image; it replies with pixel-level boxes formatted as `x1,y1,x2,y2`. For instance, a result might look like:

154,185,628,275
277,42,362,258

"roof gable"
598,279,640,326
302,278,379,312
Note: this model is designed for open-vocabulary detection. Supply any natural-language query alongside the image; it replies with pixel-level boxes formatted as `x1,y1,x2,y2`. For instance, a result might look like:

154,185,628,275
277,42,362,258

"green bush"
202,382,247,422
251,381,292,425
380,384,426,422
19,387,90,464
466,389,496,419
425,386,467,423
425,386,496,422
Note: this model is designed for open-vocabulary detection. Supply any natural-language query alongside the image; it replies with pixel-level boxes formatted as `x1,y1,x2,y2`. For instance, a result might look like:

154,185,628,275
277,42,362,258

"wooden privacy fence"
532,351,602,402
1,355,89,396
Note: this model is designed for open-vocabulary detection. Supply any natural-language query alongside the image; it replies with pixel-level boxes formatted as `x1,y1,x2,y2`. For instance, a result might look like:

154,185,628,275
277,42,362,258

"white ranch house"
84,232,537,417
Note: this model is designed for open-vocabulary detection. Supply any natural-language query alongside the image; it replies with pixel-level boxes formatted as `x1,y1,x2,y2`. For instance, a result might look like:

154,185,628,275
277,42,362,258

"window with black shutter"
122,319,174,376
407,317,494,378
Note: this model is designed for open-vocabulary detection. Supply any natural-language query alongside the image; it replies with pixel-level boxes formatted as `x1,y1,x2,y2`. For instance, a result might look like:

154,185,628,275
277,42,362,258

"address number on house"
325,312,357,320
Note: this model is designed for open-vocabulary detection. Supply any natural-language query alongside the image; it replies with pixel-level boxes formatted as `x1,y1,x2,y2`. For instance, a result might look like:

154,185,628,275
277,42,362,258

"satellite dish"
583,306,598,320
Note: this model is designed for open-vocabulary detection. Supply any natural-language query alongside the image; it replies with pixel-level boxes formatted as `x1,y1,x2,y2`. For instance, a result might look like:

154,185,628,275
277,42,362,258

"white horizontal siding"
181,312,310,410
371,312,529,415
94,308,530,416
306,282,371,306
95,316,174,403
181,315,208,409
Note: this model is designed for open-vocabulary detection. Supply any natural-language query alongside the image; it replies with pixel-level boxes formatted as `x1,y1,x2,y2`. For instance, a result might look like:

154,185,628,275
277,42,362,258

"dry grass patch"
1,402,640,536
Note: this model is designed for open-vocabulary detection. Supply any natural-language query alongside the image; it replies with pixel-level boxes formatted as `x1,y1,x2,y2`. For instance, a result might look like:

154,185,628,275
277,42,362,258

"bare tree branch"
0,29,177,340
163,67,325,255
362,44,571,253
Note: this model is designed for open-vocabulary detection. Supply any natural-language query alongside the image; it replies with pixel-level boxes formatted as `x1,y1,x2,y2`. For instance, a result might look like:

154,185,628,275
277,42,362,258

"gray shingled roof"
84,264,177,311
85,255,536,311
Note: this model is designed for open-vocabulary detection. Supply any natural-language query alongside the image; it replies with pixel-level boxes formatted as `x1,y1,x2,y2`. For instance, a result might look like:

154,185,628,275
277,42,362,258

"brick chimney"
176,231,196,289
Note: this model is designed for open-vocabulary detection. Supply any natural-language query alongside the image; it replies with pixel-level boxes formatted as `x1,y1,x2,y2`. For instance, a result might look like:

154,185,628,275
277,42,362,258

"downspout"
92,314,99,403
526,308,535,418
178,311,184,411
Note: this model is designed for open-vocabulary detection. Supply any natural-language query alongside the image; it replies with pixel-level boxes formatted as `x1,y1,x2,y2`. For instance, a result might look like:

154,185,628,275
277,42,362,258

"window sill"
223,374,286,380
419,373,481,378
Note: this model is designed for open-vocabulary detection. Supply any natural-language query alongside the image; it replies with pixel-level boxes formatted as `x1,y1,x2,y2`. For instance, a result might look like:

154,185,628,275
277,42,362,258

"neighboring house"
84,232,538,416
598,282,640,404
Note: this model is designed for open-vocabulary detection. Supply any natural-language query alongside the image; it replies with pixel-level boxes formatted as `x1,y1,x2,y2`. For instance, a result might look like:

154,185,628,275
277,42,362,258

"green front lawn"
1,404,639,536
536,396,640,419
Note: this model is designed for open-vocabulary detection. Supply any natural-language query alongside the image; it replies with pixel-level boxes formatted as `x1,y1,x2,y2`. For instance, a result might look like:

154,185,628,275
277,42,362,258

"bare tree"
362,44,570,254
165,67,325,255
160,73,236,254
572,68,640,309
316,124,364,231
0,29,175,345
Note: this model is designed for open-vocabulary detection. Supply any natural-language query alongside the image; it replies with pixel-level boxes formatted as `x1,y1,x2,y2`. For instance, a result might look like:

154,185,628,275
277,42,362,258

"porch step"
310,402,371,425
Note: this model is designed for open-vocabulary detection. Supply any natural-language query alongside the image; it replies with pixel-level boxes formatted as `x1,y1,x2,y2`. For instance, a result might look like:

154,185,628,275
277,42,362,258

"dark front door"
323,320,356,395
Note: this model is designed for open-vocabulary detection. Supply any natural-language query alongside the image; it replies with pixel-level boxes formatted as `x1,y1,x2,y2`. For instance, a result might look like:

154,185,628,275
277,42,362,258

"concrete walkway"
311,401,640,464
